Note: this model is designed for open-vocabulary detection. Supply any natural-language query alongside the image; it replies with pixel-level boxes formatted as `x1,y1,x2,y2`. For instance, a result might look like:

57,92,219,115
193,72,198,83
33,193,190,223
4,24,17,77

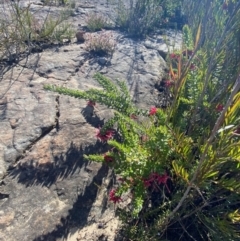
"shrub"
39,14,74,43
41,0,67,6
68,0,76,9
0,1,74,62
45,73,240,241
112,0,183,37
45,0,240,240
84,31,116,56
85,12,111,32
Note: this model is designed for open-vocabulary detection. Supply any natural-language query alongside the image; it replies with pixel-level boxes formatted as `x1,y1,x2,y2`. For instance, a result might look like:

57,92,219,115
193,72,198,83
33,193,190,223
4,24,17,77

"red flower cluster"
182,49,193,57
169,53,180,60
233,127,240,136
164,80,174,87
216,104,224,112
109,189,122,203
143,172,170,192
96,128,114,141
189,63,196,71
149,106,158,116
87,100,96,107
104,153,114,162
222,2,228,10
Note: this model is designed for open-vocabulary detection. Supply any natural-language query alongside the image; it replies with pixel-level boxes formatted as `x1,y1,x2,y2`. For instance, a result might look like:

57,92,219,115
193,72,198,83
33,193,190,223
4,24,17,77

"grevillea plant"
45,73,173,217
44,73,240,240
44,1,240,240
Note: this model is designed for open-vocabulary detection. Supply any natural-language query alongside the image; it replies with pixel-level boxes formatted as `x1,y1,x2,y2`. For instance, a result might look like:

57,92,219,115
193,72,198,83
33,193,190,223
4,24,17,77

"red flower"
143,178,152,188
190,63,196,70
149,106,157,116
118,178,125,183
87,100,96,107
164,80,174,87
143,172,170,192
155,172,169,185
104,154,114,162
158,173,170,193
109,189,122,203
182,49,193,57
233,127,240,136
222,2,228,10
216,104,224,112
96,128,114,141
169,53,180,60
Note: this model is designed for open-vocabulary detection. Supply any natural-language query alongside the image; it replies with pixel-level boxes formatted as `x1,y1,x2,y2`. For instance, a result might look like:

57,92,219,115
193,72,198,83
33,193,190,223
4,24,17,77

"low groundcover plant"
84,31,116,56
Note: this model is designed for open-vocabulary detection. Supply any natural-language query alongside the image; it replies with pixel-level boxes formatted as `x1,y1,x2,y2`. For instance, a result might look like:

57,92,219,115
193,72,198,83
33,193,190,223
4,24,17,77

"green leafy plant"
45,70,240,240
85,12,111,32
0,1,74,62
38,9,74,42
112,0,184,37
41,0,68,6
0,2,39,61
40,16,74,43
45,0,240,240
68,0,76,9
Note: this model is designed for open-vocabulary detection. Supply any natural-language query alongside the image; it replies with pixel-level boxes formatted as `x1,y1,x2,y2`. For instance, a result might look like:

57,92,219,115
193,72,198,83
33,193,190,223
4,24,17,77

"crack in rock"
13,124,55,166
55,95,60,131
12,96,60,166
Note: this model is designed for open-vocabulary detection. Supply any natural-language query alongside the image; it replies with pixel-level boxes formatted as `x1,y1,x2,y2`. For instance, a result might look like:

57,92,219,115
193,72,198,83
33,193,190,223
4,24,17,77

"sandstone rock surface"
0,0,182,240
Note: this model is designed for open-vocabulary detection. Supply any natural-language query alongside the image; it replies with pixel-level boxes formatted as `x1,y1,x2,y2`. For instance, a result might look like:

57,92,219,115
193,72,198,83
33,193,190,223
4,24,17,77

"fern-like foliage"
44,73,141,116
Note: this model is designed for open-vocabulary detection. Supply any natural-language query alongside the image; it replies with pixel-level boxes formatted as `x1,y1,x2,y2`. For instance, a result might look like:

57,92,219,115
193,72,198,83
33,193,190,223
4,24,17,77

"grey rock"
98,57,108,65
0,0,182,240
0,144,6,179
76,31,86,42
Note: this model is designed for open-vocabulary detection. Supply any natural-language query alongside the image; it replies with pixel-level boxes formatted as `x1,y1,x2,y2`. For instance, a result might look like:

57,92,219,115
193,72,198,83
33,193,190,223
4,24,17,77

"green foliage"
85,12,111,32
45,0,240,240
39,13,74,42
45,73,136,114
112,0,183,37
0,1,74,61
41,0,68,6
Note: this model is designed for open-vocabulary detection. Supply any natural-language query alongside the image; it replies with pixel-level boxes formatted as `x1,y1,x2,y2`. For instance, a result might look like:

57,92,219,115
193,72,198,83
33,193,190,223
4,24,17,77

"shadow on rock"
81,106,105,128
32,164,110,241
3,140,114,241
8,141,110,187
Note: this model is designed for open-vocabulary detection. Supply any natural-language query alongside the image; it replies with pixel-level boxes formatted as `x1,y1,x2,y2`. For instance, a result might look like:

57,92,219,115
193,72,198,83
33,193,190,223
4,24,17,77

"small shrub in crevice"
40,16,74,43
41,0,68,7
0,1,74,62
66,0,76,9
84,31,116,56
85,12,111,32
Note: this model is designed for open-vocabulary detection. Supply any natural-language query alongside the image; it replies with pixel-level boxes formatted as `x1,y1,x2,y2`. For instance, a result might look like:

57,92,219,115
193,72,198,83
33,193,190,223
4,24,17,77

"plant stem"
162,74,240,227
